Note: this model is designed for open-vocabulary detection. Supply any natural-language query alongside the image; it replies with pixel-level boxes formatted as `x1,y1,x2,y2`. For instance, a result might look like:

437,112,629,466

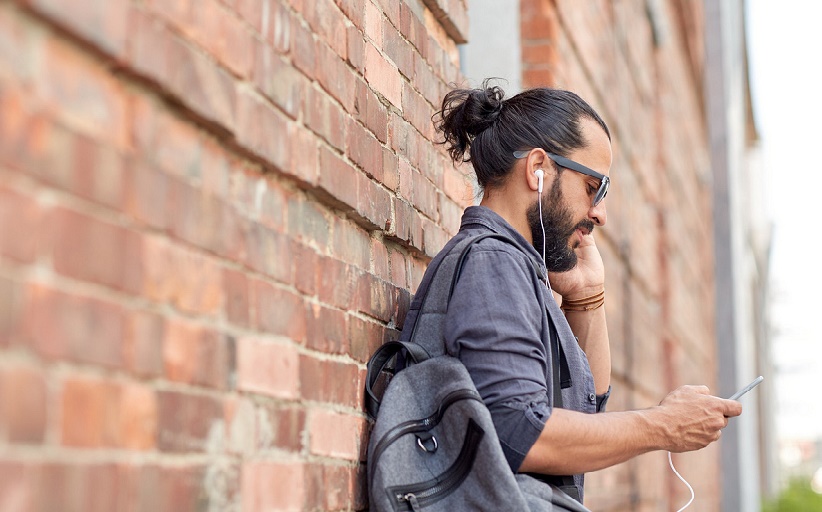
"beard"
526,179,595,272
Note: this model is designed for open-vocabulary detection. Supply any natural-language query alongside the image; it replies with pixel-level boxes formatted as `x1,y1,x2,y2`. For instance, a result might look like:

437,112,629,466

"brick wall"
521,1,721,510
0,0,472,510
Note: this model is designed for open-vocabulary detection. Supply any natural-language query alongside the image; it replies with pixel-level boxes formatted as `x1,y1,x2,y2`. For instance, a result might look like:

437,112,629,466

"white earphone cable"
668,451,695,511
537,184,551,292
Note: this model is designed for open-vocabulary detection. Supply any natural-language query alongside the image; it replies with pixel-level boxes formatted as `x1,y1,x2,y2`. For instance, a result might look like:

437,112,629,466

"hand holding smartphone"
728,376,764,401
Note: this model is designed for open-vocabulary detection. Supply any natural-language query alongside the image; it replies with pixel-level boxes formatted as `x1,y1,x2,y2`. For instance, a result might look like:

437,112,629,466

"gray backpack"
365,234,592,511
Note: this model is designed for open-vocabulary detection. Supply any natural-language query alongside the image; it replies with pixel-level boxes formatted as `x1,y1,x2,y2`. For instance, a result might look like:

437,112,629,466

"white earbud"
534,169,544,194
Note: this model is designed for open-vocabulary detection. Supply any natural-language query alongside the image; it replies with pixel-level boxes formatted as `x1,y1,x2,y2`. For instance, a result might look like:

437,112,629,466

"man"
399,82,741,502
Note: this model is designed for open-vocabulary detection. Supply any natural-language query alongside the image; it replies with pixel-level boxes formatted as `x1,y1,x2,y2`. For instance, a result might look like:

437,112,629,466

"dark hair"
434,80,610,190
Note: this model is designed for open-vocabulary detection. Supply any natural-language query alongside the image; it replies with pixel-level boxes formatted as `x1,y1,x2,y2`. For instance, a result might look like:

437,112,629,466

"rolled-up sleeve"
443,247,552,472
596,386,611,412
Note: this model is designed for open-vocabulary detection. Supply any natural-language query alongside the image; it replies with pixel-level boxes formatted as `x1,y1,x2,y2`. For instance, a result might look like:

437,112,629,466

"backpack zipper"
370,388,482,467
390,417,484,510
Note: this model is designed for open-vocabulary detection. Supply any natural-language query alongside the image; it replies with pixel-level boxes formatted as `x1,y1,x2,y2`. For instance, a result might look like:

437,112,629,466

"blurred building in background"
0,0,771,511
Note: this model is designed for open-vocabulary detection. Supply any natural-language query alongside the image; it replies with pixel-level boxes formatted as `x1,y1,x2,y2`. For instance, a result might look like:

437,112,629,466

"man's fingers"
721,398,743,417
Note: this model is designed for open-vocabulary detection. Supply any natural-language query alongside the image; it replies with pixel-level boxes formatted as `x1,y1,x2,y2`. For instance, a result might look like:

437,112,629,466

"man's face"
526,176,594,272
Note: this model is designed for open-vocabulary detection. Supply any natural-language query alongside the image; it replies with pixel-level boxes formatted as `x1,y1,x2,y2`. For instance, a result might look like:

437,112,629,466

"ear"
521,149,549,192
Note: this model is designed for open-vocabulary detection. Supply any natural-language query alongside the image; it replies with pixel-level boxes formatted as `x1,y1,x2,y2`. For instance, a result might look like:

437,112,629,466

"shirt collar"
459,206,548,277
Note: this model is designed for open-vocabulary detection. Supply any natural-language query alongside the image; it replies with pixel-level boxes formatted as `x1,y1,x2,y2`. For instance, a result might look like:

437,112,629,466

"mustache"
571,219,595,237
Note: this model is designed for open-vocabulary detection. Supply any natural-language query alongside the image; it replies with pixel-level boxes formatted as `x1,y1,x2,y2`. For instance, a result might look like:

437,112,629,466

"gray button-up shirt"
407,206,610,500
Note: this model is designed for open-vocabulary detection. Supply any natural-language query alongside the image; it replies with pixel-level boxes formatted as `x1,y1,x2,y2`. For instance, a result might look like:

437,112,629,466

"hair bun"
435,81,507,162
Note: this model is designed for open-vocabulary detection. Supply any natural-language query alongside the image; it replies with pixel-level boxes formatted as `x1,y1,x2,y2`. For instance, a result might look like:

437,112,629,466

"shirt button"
588,393,596,402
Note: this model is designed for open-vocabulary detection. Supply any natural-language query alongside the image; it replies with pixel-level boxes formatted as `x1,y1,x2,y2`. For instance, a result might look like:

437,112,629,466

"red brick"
348,313,392,363
128,9,174,85
418,138,444,186
304,86,347,151
413,51,442,106
299,354,360,408
317,145,359,213
125,162,170,230
156,390,223,452
0,186,45,264
363,42,402,107
131,98,203,181
0,462,30,511
412,169,439,220
522,41,560,67
331,218,370,269
71,134,128,209
397,156,414,199
291,14,317,78
244,222,292,283
242,461,304,512
389,197,423,250
40,38,129,148
235,0,268,36
306,304,348,354
142,235,223,316
166,173,243,257
442,162,474,205
440,193,463,234
0,365,47,444
354,78,389,143
0,277,23,347
402,82,434,141
389,113,420,164
301,0,347,59
236,337,300,399
371,236,390,280
60,377,121,447
292,240,319,296
363,0,383,45
21,284,125,367
335,0,366,29
258,175,291,230
347,117,384,180
119,383,157,450
316,256,360,310
286,122,320,186
388,247,408,288
253,42,306,119
356,173,391,230
51,208,142,294
269,0,291,53
27,462,126,512
165,32,237,130
316,41,357,113
304,463,357,510
236,90,290,172
356,272,397,322
224,268,251,328
422,216,449,257
308,409,362,460
286,193,331,250
346,23,365,72
144,0,194,33
197,3,255,78
253,280,307,342
163,319,231,389
255,402,306,452
383,146,400,190
124,310,164,378
383,20,415,79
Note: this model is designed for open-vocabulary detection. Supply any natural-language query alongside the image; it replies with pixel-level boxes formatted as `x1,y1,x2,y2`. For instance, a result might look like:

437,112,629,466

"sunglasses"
514,150,610,206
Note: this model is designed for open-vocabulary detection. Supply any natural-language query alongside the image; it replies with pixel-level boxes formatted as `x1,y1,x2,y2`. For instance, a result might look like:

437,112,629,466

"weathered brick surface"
0,0,718,509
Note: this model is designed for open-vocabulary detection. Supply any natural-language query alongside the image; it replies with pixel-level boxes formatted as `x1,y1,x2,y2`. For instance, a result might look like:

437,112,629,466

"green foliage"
763,478,822,512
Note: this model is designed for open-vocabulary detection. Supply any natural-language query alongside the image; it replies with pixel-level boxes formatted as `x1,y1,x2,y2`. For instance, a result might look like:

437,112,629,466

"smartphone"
728,376,764,400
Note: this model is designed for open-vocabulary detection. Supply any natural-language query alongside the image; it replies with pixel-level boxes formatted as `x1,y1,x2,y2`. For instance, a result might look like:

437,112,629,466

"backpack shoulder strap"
365,232,534,419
